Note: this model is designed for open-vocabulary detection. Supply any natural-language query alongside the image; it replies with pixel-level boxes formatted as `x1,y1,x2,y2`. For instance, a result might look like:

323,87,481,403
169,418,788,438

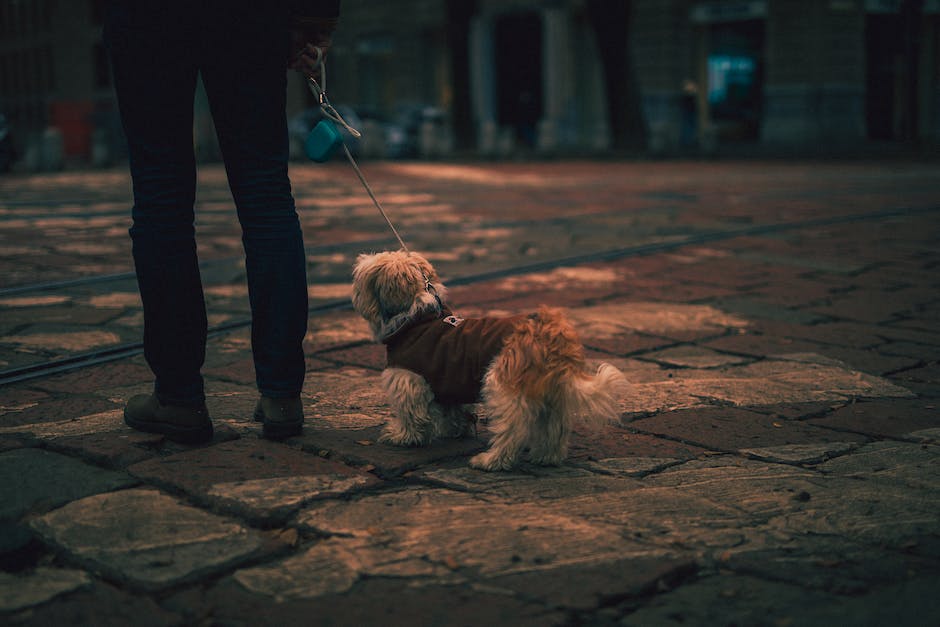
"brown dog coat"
383,307,527,404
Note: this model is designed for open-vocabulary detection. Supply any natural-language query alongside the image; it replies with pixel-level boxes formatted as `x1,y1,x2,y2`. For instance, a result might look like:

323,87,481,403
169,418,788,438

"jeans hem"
258,389,303,399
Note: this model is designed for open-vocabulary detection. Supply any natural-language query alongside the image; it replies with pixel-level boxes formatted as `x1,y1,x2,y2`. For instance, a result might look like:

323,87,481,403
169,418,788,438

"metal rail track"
0,205,639,296
0,236,398,297
1,203,936,388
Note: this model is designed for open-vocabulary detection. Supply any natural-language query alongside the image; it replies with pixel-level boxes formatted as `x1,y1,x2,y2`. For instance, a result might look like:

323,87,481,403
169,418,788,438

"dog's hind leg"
379,368,443,446
526,403,569,466
471,373,539,471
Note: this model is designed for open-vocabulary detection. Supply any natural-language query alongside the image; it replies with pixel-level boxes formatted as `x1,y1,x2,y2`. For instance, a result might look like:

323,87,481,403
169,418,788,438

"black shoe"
124,394,213,444
253,396,304,439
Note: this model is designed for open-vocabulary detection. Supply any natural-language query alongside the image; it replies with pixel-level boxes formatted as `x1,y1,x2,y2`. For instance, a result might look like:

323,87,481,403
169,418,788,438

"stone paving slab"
0,406,239,454
127,438,381,523
803,344,921,377
566,426,712,462
640,455,940,554
0,448,137,556
0,305,120,327
293,487,675,580
806,398,940,438
566,302,750,343
481,555,697,612
612,352,914,418
0,433,35,453
816,440,940,491
699,331,824,359
0,448,136,520
620,573,939,627
0,568,91,614
630,406,869,453
4,580,182,627
235,482,694,619
894,362,940,385
737,441,862,464
0,396,124,427
638,345,754,368
298,425,487,477
544,478,768,551
316,343,386,370
29,488,274,592
202,576,567,627
45,428,163,469
416,463,647,500
719,536,940,595
27,361,153,395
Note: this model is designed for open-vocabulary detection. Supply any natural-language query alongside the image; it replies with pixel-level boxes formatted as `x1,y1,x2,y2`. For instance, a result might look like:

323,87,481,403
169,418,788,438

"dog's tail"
497,306,626,427
560,362,626,429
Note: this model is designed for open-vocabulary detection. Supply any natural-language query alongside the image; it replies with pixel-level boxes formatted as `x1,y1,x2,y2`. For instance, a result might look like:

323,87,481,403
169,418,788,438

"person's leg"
200,6,308,408
105,4,208,410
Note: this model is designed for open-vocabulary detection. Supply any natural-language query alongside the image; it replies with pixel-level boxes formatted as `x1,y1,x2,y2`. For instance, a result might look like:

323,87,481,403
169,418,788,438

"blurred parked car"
390,104,448,159
351,106,409,159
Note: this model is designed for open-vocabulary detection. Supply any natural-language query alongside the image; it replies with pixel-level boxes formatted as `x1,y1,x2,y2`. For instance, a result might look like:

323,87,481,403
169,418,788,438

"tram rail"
2,203,936,388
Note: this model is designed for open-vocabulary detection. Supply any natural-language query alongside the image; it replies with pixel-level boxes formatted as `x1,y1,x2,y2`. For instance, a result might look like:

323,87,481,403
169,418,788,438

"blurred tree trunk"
585,0,647,151
898,0,924,141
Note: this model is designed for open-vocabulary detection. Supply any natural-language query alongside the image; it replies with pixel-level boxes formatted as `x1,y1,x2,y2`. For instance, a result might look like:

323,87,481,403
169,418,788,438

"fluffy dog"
352,251,624,471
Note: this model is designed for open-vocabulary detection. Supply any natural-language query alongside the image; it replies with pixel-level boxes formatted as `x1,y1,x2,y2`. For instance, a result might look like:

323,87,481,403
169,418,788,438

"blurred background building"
1,0,938,170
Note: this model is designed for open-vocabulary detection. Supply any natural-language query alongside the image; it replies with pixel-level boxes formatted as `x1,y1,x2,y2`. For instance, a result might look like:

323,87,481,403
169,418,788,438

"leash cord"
305,53,410,253
340,142,410,253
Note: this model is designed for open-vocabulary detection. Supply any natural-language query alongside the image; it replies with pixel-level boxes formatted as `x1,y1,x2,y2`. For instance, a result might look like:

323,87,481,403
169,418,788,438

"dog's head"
352,251,448,340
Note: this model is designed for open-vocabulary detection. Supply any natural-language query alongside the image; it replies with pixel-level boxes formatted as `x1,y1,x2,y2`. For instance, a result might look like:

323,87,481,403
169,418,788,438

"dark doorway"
494,12,543,147
446,0,477,150
706,19,764,141
865,13,920,140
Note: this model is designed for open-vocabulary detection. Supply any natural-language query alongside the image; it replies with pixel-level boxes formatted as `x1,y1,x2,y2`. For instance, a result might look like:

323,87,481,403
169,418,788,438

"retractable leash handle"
302,54,410,253
304,52,360,163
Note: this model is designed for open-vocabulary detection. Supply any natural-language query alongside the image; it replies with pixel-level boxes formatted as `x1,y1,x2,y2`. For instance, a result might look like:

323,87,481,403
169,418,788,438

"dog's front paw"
469,451,516,472
378,427,426,447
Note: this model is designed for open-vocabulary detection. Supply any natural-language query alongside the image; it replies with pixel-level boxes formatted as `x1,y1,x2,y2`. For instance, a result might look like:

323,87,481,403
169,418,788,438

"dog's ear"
353,252,379,272
351,253,383,325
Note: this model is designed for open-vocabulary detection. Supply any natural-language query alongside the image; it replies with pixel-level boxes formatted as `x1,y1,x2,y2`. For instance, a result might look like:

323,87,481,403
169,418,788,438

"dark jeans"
105,2,308,406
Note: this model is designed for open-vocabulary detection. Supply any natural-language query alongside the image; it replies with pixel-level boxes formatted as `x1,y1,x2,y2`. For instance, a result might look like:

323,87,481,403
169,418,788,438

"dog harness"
383,307,527,405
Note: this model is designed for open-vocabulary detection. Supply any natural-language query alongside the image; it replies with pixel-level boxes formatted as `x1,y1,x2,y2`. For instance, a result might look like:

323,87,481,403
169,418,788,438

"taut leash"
339,143,410,253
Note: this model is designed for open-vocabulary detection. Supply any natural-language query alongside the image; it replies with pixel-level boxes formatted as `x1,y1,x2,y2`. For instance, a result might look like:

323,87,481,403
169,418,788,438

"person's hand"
289,28,332,81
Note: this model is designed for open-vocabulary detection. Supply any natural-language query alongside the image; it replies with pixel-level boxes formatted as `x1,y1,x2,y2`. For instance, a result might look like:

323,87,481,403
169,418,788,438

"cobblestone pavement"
0,160,938,626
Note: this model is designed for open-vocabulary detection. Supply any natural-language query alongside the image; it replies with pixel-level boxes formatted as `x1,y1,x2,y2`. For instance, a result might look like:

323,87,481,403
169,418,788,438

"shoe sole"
124,412,214,444
253,408,303,440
